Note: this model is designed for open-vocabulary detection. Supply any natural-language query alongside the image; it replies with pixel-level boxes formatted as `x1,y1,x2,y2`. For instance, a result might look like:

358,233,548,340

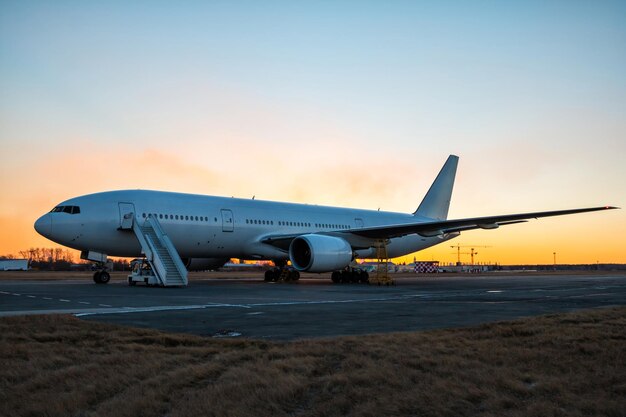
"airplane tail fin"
413,155,459,220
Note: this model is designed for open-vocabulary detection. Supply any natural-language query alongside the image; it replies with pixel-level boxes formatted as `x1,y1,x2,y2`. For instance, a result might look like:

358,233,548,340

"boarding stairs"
131,216,188,287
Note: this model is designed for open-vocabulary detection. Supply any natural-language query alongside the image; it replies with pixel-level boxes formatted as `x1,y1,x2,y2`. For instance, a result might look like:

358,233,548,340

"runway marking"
98,304,112,307
42,297,52,300
59,299,70,302
0,291,9,295
11,293,21,296
26,295,36,298
78,301,90,305
74,295,421,317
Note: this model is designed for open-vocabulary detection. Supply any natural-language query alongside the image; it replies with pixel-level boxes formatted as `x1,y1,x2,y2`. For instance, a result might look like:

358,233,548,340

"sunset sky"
1,1,624,265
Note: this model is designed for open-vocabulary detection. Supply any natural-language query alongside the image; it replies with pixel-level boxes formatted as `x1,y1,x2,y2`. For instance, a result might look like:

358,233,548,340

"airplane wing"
261,206,617,249
349,206,618,239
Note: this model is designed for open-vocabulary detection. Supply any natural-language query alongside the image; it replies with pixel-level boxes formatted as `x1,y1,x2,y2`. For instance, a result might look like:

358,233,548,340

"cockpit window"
50,205,81,214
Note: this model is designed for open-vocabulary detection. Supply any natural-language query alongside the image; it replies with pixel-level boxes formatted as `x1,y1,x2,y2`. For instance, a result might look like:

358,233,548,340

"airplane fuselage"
34,190,456,262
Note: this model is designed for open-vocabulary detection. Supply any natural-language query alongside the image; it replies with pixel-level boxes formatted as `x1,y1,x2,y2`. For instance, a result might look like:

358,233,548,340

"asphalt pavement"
1,273,624,340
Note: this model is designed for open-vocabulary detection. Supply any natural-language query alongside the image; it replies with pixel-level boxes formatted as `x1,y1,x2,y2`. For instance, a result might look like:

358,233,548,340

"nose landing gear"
93,268,111,284
81,251,111,285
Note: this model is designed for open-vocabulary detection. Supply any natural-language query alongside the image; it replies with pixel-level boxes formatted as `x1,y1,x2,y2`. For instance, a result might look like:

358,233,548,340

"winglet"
413,155,459,220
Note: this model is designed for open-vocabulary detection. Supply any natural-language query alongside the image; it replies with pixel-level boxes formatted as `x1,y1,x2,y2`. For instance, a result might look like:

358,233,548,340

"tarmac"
1,272,625,340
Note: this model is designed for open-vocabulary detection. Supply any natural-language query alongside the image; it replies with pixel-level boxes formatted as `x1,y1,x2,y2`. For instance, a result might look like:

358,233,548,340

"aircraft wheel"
264,270,273,282
93,271,102,284
99,271,111,284
292,270,300,281
271,269,281,282
128,277,136,286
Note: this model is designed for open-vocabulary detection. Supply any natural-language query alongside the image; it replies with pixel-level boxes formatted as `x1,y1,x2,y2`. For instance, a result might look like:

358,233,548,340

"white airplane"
34,155,616,285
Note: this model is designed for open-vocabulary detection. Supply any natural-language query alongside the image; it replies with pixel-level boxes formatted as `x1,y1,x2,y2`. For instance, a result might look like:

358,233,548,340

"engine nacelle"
183,258,229,271
289,234,353,272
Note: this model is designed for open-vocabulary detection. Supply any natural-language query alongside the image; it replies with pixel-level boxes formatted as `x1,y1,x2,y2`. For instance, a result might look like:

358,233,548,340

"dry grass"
1,308,624,417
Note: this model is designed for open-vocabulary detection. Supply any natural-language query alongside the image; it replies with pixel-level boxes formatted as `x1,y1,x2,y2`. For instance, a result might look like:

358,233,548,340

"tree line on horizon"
0,247,130,271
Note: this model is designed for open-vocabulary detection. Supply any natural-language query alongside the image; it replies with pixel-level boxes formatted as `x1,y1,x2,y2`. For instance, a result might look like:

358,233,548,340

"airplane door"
119,203,136,230
354,218,364,228
221,209,234,232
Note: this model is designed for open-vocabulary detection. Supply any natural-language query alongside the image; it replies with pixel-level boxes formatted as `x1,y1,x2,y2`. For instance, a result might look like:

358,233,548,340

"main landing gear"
92,265,111,284
331,268,369,284
264,267,300,282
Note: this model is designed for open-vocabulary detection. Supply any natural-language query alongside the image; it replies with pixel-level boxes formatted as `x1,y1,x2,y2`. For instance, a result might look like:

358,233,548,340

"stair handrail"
132,219,154,261
146,216,188,284
144,234,167,285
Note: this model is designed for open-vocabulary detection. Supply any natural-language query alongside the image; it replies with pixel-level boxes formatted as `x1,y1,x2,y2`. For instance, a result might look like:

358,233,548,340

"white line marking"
0,291,9,295
42,297,52,300
11,293,21,296
76,304,243,316
26,295,36,298
75,296,413,317
59,299,70,302
78,301,90,305
98,304,112,307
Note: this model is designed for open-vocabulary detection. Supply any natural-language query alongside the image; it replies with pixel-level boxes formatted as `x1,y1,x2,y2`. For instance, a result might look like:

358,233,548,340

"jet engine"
183,258,229,271
289,234,353,272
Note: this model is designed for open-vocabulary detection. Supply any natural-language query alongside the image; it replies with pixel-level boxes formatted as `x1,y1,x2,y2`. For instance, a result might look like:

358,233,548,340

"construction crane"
450,244,491,266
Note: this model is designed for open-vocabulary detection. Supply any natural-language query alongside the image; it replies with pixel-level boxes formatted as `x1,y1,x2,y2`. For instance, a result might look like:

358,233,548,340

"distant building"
0,259,29,271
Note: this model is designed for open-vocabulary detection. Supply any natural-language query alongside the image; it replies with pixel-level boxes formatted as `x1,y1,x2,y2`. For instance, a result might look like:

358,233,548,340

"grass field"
1,307,624,417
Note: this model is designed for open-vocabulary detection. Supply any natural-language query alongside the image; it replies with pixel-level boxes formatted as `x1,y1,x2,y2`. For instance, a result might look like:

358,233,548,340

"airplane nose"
34,214,52,238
